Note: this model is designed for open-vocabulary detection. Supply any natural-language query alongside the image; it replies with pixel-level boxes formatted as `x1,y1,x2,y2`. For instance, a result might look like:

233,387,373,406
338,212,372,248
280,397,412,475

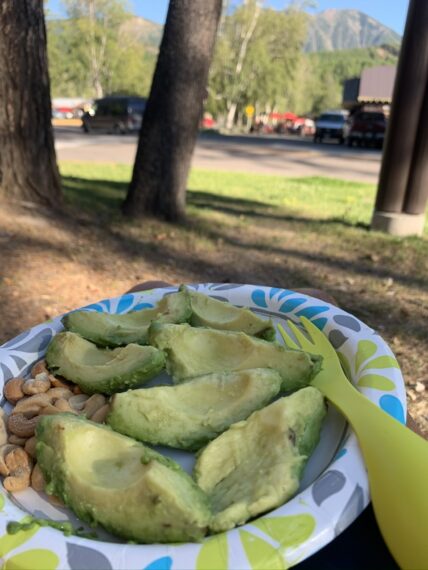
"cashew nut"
0,444,18,476
31,360,63,386
31,360,48,377
69,394,90,411
39,404,62,416
3,467,31,492
50,376,72,389
22,374,51,396
90,404,110,424
46,387,73,401
3,447,32,492
31,463,45,492
8,434,27,446
54,398,76,414
83,394,106,419
0,409,8,447
8,413,39,438
24,436,37,459
13,393,52,416
4,378,25,404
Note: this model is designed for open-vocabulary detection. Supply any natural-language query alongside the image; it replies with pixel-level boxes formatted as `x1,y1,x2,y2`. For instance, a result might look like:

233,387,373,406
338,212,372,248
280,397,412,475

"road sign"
245,105,255,117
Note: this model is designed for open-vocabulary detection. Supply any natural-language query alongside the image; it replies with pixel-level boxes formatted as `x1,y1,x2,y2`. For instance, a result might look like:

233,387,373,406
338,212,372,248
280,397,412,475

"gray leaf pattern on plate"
312,470,346,506
1,329,32,349
67,543,113,570
210,284,243,291
0,363,13,383
8,329,53,354
328,329,348,349
207,295,229,303
333,315,361,332
10,355,27,371
334,484,364,535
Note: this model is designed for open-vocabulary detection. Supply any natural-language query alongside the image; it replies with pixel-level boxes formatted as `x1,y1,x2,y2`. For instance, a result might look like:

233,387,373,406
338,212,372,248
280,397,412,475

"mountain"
127,10,401,55
305,9,401,52
120,17,163,51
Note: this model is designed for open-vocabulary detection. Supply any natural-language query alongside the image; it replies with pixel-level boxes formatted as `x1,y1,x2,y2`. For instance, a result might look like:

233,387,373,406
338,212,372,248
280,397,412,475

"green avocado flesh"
189,290,275,340
36,414,211,543
108,369,282,450
62,286,192,347
46,332,165,395
149,323,321,391
194,387,326,532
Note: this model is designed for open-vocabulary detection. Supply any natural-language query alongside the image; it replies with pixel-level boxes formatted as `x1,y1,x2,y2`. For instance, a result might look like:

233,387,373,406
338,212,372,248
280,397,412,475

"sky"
47,1,409,35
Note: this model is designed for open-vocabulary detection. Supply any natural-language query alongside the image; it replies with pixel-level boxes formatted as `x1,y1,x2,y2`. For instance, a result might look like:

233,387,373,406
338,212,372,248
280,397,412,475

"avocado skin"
194,386,326,532
36,414,211,543
148,322,321,391
107,369,282,451
62,286,192,347
46,332,165,395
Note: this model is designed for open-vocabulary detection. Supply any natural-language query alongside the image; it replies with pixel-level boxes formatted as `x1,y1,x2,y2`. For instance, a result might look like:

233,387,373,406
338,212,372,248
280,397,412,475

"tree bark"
0,0,62,208
123,0,222,221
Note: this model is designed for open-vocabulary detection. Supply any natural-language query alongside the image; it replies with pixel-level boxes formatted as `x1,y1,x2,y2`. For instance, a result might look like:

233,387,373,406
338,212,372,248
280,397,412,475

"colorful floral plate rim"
0,283,406,570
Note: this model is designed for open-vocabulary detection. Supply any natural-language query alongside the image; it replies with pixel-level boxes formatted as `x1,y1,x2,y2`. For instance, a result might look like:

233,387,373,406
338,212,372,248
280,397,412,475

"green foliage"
284,44,399,115
46,0,156,98
208,1,308,124
207,2,399,123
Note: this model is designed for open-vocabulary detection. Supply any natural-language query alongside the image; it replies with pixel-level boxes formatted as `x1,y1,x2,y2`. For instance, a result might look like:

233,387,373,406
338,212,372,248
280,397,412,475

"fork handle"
312,374,428,570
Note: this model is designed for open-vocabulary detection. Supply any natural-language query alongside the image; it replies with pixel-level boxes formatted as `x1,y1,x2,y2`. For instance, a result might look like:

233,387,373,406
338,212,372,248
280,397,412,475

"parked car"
82,96,146,134
346,111,387,148
314,111,348,144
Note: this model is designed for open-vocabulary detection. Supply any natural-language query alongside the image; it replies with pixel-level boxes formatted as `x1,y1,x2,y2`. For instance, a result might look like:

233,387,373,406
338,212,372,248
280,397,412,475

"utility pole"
371,0,428,236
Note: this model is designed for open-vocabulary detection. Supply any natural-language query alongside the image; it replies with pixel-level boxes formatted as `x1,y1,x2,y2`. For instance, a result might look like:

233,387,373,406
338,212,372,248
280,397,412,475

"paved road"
55,127,382,184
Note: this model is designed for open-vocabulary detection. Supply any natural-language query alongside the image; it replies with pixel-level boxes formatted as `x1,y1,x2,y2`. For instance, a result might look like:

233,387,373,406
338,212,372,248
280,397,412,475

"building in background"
343,65,396,114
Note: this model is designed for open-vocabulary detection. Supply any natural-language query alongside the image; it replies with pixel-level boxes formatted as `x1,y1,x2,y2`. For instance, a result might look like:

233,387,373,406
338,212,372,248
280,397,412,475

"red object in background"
201,112,215,129
269,111,298,121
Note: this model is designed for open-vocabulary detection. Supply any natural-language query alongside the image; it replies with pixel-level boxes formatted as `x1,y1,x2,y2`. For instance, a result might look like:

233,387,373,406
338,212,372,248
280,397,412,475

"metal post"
403,75,428,216
371,0,428,235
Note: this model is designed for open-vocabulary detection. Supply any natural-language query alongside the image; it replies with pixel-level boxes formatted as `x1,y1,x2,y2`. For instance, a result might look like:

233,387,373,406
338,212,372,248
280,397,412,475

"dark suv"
82,96,146,134
346,111,387,148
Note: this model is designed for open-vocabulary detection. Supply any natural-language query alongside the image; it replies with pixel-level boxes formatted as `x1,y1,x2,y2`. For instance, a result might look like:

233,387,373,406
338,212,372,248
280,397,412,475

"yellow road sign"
245,105,255,117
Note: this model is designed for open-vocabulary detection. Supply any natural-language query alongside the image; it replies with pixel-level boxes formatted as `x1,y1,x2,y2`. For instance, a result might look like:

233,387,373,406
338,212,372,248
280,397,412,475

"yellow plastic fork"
278,317,428,570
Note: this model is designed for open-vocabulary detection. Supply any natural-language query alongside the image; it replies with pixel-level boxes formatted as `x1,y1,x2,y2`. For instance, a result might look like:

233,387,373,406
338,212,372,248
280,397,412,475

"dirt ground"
0,201,426,434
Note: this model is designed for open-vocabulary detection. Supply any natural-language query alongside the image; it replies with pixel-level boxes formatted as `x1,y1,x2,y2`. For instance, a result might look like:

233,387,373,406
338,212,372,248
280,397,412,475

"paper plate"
0,283,406,570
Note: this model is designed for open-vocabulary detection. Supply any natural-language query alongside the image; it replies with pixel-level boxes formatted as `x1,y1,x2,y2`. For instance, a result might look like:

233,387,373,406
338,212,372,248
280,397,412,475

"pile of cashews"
1,360,110,495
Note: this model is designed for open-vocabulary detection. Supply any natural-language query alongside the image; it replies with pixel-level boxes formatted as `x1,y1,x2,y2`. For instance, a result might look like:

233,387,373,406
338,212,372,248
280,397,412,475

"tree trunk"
0,0,62,208
226,102,238,129
123,0,222,221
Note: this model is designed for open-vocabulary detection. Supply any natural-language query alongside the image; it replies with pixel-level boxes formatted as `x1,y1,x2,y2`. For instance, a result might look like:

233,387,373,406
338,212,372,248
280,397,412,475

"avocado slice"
194,386,326,532
36,414,211,543
46,331,165,395
62,286,191,347
149,323,321,391
189,290,275,340
107,369,282,450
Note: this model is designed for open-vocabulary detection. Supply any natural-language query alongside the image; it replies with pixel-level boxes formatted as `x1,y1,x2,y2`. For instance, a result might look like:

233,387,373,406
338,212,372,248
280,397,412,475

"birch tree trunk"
225,1,262,129
0,0,62,207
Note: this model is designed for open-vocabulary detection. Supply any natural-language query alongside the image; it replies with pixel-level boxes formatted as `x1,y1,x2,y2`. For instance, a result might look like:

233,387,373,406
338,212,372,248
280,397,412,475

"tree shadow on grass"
188,190,370,230
62,176,127,214
62,175,370,231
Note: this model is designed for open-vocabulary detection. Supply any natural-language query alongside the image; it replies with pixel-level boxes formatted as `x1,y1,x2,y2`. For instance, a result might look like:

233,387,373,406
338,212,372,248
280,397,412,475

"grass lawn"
61,163,378,227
